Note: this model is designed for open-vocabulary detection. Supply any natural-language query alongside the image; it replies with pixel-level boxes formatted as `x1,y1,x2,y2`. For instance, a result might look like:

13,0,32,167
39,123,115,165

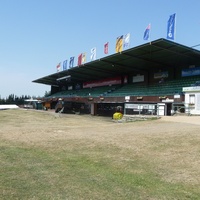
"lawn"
0,109,200,199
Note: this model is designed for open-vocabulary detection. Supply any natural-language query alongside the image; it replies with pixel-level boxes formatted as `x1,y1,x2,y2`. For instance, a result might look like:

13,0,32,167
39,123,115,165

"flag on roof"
167,13,176,40
82,53,86,63
123,33,130,48
69,57,74,68
143,24,151,40
104,42,109,54
116,35,123,53
56,62,61,72
90,47,96,60
63,60,68,70
78,54,82,66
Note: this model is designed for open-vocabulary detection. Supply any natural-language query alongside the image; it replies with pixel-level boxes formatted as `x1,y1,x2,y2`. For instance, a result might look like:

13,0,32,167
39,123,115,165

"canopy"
33,38,200,86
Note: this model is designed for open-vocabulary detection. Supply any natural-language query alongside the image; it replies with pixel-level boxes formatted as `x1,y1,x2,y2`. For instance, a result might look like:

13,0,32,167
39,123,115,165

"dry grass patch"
1,109,200,199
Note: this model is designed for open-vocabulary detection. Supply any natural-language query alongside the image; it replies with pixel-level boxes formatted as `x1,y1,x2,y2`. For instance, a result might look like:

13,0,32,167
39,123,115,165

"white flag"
56,62,61,72
90,47,96,60
123,33,130,48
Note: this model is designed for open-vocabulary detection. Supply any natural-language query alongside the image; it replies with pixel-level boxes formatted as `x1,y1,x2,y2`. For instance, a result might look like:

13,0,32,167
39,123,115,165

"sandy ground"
160,115,200,125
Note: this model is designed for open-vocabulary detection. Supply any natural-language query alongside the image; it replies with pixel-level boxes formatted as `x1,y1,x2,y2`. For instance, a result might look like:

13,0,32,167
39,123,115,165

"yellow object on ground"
113,112,123,120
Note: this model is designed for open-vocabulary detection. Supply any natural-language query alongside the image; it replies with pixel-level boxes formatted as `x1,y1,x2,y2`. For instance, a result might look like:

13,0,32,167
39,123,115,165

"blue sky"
0,0,200,98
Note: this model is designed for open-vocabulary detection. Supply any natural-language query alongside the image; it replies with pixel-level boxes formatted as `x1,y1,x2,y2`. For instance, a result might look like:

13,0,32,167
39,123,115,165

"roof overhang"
33,38,200,86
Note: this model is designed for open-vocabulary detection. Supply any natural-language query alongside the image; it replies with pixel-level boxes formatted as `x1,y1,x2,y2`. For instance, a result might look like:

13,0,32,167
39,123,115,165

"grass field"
0,109,200,199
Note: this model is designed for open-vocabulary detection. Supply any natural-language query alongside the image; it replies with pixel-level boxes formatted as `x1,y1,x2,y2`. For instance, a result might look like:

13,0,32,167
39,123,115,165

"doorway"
166,103,172,116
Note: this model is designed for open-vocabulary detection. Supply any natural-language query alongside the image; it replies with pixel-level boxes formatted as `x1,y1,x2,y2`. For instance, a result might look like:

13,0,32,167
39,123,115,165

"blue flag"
63,60,68,70
167,13,176,40
143,24,151,40
69,57,75,68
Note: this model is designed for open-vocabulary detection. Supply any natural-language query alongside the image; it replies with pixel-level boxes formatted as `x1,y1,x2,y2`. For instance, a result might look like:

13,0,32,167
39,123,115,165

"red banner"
83,77,122,88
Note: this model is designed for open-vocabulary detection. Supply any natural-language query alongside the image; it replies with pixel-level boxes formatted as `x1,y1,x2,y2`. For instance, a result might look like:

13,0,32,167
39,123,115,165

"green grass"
1,140,199,200
0,109,200,199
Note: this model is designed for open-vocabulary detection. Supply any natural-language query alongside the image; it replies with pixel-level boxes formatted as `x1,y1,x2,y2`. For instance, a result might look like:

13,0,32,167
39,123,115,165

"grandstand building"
33,38,200,116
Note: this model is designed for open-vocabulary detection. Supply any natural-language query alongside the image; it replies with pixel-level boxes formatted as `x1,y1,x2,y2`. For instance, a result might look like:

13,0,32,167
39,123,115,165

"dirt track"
160,115,200,125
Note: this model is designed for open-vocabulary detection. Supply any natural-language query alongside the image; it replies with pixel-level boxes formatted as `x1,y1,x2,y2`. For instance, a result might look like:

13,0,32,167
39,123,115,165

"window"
189,94,195,104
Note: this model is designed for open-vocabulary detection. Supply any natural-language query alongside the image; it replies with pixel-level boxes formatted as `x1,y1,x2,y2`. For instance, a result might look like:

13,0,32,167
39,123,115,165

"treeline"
0,94,35,105
0,91,50,105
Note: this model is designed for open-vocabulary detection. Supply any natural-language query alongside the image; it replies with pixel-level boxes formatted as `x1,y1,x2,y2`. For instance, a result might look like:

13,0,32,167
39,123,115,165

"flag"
69,57,74,68
90,47,96,60
104,42,109,54
82,53,86,63
116,35,123,53
56,62,61,72
63,60,68,70
123,33,130,48
167,13,176,40
143,24,151,40
78,54,82,66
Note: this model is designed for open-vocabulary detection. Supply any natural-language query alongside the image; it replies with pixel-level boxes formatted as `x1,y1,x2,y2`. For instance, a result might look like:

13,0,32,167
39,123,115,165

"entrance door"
166,103,172,116
157,103,165,116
